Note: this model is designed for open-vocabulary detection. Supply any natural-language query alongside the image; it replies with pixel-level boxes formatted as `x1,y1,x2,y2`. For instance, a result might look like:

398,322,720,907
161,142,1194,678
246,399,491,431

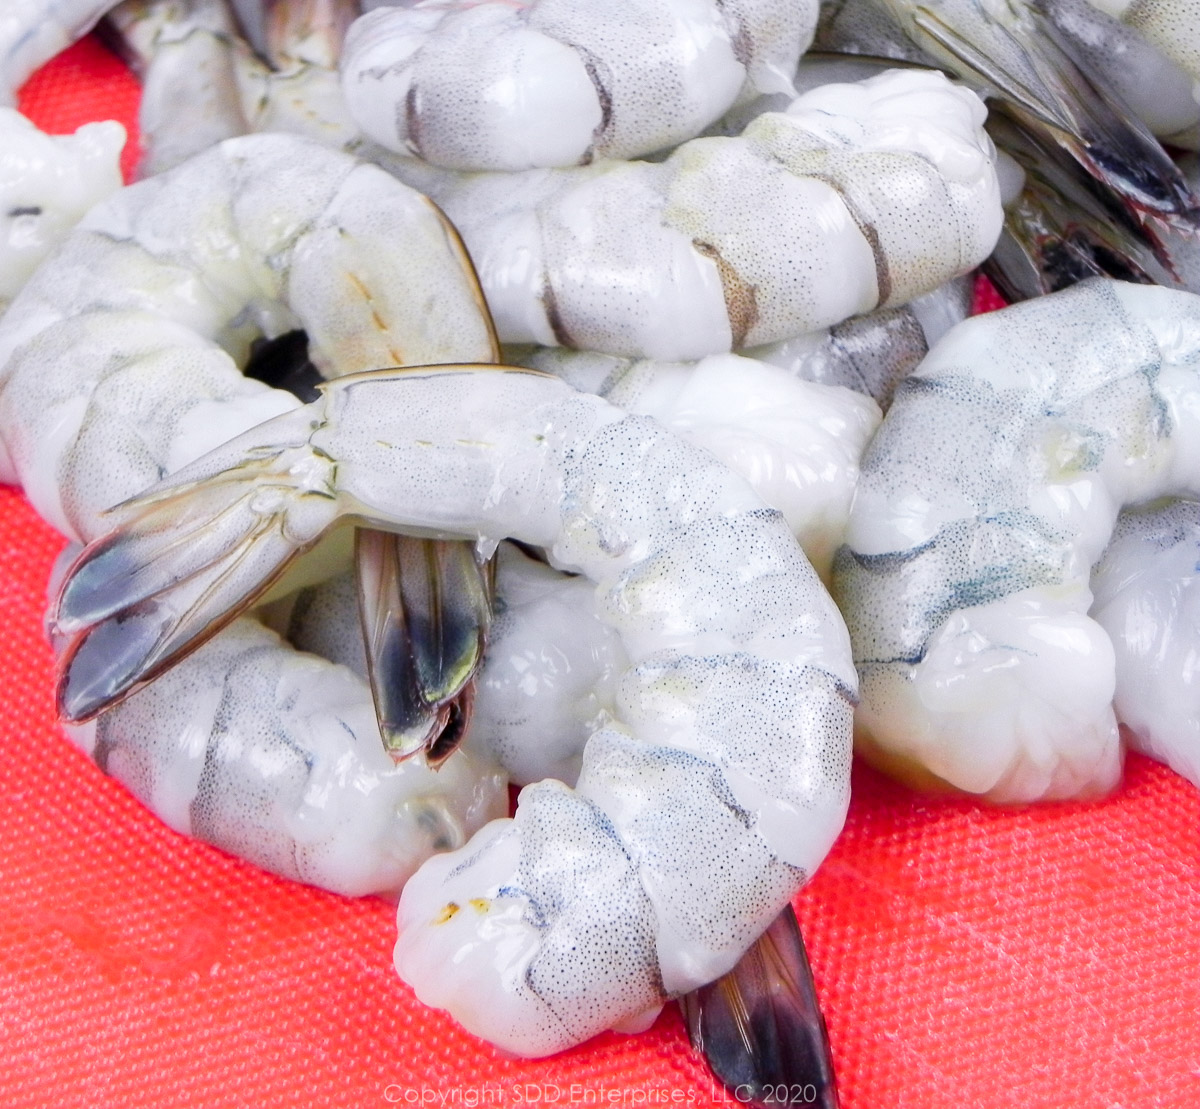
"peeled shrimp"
508,348,880,580
388,67,1001,360
1083,0,1200,101
51,366,856,1055
815,0,1200,229
0,132,509,896
832,278,1200,803
1091,498,1200,787
108,0,362,176
340,0,816,171
0,0,114,104
0,108,124,312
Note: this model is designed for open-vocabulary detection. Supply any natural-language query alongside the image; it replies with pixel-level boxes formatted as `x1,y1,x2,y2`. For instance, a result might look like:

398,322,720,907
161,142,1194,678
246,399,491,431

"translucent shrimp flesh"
1090,498,1200,788
51,366,857,1056
0,108,124,312
387,67,1001,360
340,0,816,170
0,132,510,896
832,278,1200,803
506,347,881,580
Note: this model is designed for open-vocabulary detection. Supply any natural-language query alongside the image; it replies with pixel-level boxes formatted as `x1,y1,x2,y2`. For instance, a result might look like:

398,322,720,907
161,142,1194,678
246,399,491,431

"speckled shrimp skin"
833,279,1200,804
0,0,114,104
340,0,816,170
389,68,1002,360
52,368,857,1055
0,133,509,897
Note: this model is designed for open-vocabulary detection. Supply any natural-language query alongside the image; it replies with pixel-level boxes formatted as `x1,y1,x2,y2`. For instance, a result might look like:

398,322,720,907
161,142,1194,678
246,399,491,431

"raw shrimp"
815,0,1200,229
388,67,1001,360
832,278,1200,804
1091,498,1200,788
339,0,816,170
0,0,115,104
107,0,361,176
507,347,880,579
51,366,857,1055
0,108,124,311
0,132,509,896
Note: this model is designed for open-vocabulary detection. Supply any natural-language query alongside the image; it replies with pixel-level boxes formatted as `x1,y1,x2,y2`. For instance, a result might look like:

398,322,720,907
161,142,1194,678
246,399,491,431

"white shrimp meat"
833,278,1200,803
1091,498,1200,787
387,67,1001,360
340,0,815,170
0,107,124,312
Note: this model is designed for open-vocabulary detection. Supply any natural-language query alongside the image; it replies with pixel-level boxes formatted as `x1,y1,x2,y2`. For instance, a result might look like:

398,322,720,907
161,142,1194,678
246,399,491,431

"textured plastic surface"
3,37,1200,1109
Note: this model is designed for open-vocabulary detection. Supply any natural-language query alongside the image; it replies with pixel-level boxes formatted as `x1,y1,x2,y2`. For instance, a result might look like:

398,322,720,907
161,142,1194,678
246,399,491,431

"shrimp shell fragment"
340,0,816,170
833,278,1200,803
52,367,856,1055
391,68,1002,360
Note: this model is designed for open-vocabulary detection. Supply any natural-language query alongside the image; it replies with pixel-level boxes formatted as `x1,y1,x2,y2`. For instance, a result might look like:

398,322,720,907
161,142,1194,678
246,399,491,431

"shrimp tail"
356,530,494,766
910,2,1200,231
52,406,343,723
985,112,1170,301
682,903,839,1109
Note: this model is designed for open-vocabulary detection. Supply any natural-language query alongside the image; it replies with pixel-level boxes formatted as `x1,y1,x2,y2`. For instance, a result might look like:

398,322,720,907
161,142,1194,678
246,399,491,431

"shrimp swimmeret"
833,278,1200,804
340,0,817,170
51,367,857,1056
0,132,510,898
389,68,1002,361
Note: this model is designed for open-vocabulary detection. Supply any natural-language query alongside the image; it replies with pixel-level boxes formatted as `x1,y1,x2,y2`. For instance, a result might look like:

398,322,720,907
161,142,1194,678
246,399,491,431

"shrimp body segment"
833,279,1200,803
340,0,816,170
52,367,856,1055
395,68,1001,361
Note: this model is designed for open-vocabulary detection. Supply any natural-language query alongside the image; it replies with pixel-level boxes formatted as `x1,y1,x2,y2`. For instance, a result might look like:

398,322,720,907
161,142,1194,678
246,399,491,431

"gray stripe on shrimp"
568,43,614,165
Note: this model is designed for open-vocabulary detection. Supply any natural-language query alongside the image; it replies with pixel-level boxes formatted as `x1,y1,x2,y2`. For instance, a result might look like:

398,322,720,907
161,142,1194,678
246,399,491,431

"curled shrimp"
0,132,511,896
388,67,1001,360
50,365,856,1055
0,0,115,104
339,0,816,170
832,277,1200,804
0,108,124,312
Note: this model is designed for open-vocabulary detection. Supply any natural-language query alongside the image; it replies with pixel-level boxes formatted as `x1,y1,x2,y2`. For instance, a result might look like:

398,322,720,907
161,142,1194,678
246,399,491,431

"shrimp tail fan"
356,531,494,766
683,903,840,1109
908,0,1200,234
985,111,1171,301
51,406,342,723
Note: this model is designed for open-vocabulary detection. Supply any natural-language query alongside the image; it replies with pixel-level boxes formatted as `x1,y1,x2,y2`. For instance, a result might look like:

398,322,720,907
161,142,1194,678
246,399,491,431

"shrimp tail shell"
683,902,840,1109
52,403,340,722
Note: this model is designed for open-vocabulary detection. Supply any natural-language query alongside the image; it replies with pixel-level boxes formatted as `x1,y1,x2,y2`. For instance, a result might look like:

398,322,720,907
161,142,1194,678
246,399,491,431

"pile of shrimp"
4,0,1200,1078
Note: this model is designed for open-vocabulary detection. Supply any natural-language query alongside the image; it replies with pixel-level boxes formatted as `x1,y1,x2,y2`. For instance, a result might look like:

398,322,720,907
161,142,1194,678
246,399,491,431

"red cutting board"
4,35,1199,1109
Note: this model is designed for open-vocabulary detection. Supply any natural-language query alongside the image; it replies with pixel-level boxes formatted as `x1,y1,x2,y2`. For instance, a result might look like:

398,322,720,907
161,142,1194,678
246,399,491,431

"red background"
4,37,1199,1108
